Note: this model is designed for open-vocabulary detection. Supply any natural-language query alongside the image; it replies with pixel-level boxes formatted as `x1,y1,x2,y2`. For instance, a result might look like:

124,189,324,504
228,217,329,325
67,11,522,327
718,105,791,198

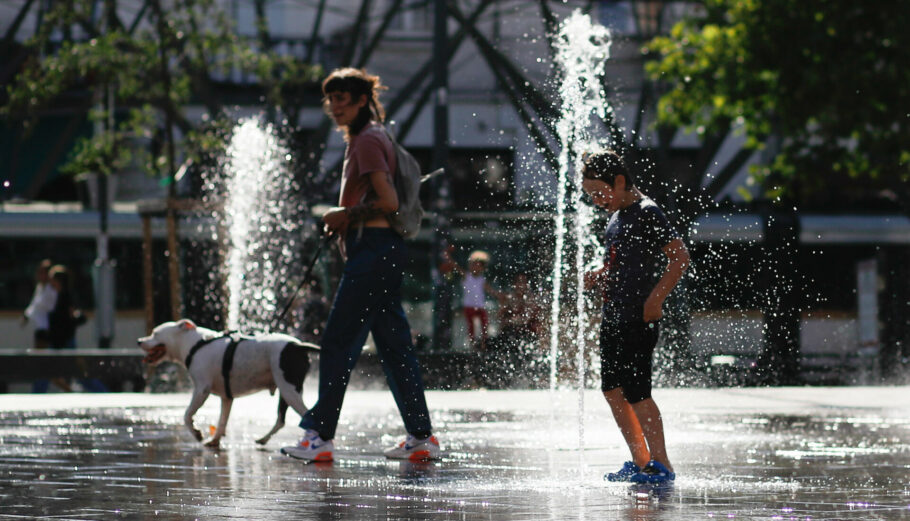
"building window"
389,0,433,33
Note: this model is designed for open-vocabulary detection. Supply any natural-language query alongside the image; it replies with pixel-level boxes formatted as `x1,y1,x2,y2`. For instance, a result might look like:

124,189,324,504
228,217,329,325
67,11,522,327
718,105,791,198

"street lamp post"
431,0,452,351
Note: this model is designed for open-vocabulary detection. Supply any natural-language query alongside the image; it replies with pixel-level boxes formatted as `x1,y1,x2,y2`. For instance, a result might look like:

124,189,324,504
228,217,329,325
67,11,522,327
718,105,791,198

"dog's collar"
185,332,236,368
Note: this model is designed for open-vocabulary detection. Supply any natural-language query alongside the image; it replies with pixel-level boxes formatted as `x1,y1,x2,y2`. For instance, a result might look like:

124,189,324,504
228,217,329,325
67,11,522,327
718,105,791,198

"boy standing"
581,151,690,484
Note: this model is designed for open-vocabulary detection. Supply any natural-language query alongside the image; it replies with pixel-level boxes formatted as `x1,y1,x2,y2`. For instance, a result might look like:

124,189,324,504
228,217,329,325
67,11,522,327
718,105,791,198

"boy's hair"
582,150,634,188
322,68,387,139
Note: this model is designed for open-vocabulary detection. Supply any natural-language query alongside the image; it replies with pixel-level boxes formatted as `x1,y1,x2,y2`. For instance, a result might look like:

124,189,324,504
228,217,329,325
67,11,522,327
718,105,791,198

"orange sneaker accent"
313,451,333,462
408,450,431,462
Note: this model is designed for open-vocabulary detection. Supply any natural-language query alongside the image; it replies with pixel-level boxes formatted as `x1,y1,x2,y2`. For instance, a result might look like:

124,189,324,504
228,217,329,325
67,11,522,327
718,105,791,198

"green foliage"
238,47,324,124
3,0,321,181
61,130,132,177
646,0,910,203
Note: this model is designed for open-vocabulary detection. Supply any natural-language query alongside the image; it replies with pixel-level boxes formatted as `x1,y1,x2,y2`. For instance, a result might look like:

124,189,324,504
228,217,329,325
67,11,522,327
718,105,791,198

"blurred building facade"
1,1,907,384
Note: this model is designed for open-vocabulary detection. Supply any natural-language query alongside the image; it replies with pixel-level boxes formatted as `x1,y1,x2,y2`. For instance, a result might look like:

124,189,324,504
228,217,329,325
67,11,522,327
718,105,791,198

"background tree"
645,0,910,381
645,0,910,211
2,0,322,190
2,0,323,325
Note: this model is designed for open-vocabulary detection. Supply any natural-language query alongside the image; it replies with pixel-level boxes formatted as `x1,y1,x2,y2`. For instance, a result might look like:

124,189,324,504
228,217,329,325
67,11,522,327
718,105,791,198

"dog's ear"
178,319,197,331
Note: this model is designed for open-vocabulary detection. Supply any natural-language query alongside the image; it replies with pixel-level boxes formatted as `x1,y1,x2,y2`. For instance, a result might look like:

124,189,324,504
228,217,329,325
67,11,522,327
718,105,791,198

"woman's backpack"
383,130,426,239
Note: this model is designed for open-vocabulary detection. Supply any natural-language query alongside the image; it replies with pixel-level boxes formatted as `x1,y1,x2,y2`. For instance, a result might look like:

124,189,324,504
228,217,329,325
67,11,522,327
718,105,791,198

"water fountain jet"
550,9,615,457
201,119,310,334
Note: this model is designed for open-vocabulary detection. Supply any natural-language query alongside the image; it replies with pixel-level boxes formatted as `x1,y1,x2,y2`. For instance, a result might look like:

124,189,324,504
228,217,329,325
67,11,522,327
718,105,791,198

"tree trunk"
756,209,802,385
878,246,910,380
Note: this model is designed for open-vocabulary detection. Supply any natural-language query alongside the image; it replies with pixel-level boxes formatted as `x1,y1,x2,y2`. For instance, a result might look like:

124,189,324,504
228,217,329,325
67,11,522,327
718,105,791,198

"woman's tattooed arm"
345,201,385,222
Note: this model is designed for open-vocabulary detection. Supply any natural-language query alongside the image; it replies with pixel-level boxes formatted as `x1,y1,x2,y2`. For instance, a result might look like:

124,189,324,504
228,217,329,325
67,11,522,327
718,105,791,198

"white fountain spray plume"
551,11,614,457
204,119,308,333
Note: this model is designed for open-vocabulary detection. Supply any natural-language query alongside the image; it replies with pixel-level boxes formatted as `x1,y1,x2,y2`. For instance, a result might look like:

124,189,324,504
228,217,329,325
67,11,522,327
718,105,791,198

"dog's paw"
255,436,270,445
191,428,203,441
204,437,221,448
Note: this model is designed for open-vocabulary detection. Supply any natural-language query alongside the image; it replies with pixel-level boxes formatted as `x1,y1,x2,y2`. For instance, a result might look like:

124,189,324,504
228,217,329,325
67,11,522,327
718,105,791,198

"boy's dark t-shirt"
602,196,679,323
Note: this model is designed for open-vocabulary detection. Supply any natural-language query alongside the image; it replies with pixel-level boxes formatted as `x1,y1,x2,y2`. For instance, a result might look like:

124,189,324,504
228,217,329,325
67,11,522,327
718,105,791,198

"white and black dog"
137,319,318,448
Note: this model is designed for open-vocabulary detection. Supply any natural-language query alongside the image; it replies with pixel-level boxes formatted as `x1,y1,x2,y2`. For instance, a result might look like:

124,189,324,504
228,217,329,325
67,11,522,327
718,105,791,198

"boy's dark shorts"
599,319,660,403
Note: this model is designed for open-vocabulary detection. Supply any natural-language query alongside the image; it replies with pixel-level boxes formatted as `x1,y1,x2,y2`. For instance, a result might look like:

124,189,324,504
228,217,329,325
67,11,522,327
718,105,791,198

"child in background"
445,248,501,351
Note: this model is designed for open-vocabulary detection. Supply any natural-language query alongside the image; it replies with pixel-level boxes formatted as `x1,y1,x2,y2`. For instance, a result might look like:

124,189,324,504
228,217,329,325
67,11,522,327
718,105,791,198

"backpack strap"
351,126,396,242
380,127,397,146
380,128,402,174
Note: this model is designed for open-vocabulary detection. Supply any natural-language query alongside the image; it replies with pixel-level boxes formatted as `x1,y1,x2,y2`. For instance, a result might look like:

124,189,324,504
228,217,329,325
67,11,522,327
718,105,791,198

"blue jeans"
300,228,432,440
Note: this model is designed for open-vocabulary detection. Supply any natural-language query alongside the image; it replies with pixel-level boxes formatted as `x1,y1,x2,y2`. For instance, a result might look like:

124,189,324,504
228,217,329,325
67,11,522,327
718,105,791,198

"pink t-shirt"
339,122,397,208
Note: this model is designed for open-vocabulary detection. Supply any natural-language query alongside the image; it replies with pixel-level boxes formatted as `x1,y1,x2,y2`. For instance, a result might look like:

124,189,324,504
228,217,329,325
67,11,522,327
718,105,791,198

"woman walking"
281,68,438,462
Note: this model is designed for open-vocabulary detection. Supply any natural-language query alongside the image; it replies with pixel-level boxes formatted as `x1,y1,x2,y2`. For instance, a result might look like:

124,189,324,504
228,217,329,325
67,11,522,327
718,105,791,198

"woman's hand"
322,207,350,233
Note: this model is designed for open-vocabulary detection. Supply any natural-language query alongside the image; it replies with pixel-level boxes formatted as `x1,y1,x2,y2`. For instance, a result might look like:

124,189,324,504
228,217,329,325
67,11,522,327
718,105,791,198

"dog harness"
184,333,233,369
221,335,255,400
184,332,254,401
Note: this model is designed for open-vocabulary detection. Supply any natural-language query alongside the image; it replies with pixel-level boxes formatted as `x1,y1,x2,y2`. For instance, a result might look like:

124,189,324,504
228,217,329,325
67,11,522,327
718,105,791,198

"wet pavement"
0,386,908,520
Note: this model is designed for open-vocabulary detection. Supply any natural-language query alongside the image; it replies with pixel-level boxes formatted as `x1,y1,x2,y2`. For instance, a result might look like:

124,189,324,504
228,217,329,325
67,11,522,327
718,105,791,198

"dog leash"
269,231,336,332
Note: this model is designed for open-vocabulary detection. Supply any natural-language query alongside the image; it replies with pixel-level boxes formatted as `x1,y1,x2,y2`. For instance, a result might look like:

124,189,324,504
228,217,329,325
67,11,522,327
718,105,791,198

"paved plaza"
1,386,908,520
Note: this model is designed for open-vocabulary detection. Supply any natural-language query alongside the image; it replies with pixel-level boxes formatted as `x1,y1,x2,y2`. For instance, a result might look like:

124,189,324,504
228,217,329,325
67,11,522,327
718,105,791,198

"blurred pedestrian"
31,264,74,392
47,265,84,350
481,272,545,387
23,259,58,392
44,265,106,393
497,272,544,344
21,259,55,350
432,243,459,351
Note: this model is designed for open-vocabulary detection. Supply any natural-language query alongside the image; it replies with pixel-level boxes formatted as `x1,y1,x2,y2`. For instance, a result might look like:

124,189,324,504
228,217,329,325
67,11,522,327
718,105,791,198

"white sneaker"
280,429,334,462
384,434,441,461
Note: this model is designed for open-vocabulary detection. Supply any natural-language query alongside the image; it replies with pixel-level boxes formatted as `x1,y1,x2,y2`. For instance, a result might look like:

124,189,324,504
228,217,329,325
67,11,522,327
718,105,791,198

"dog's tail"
293,341,320,352
279,342,315,393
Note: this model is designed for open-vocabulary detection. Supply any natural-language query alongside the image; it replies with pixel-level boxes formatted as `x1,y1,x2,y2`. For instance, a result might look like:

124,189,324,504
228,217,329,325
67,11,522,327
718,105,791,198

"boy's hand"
583,266,606,291
643,294,664,322
583,271,597,291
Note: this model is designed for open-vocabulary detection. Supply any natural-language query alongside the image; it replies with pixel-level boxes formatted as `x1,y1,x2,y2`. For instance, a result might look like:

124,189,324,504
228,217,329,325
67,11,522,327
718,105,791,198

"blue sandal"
604,461,641,482
629,460,675,484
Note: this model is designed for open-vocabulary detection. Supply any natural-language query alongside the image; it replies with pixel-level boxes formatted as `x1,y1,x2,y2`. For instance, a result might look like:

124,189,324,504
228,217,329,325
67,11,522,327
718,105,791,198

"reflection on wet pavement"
0,387,908,520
